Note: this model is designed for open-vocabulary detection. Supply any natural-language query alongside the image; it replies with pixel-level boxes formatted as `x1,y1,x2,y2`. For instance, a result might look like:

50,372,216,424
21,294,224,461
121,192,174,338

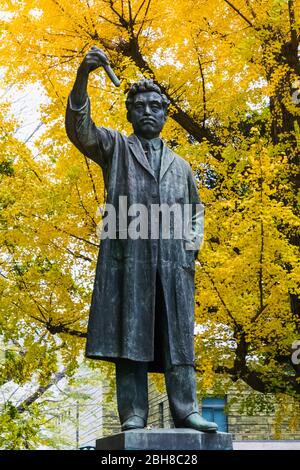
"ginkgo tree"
0,0,299,447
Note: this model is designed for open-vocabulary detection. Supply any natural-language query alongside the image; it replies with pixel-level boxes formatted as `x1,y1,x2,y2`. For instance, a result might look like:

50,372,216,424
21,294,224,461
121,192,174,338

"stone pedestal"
96,429,233,450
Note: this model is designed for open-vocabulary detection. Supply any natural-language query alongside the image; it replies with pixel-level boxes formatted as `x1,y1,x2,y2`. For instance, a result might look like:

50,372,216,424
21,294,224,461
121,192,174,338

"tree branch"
108,0,128,27
192,36,207,129
26,313,87,339
28,213,100,248
245,0,257,19
288,0,298,45
200,261,239,328
136,0,152,38
233,330,248,374
50,239,93,263
50,0,94,38
45,323,87,338
84,156,101,207
75,182,97,228
224,0,254,28
127,0,134,37
258,153,265,313
17,370,66,413
258,219,265,312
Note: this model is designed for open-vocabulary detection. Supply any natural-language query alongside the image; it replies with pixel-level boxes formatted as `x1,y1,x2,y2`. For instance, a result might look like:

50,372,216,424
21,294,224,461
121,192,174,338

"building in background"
41,366,300,448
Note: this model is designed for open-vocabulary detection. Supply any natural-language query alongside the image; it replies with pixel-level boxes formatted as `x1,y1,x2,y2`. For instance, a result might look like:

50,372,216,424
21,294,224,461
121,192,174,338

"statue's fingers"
90,51,109,65
88,58,102,67
87,51,104,62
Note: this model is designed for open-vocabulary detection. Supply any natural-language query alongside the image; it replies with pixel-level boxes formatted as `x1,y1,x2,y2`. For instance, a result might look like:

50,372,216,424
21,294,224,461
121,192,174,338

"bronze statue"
65,46,218,433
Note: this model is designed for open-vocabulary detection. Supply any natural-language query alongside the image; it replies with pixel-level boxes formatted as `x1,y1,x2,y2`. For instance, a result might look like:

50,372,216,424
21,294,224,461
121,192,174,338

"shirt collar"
137,135,162,151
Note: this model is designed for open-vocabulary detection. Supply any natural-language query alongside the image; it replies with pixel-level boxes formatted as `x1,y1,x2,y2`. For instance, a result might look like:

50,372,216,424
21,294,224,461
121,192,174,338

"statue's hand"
78,46,110,75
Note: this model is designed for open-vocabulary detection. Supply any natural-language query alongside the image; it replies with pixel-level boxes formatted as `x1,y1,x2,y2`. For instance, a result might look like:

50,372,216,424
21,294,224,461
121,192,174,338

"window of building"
201,397,228,432
159,402,164,428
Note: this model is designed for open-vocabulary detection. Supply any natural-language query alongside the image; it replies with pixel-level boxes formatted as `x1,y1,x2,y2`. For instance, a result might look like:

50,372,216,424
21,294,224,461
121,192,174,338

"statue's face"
128,91,167,139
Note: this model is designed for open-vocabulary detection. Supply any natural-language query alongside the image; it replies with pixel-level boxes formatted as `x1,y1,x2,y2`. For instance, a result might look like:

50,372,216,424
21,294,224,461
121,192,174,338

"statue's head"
126,79,170,139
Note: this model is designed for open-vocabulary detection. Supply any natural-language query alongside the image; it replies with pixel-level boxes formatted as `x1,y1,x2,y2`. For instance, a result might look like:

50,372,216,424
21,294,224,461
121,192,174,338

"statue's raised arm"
65,46,117,172
70,46,111,109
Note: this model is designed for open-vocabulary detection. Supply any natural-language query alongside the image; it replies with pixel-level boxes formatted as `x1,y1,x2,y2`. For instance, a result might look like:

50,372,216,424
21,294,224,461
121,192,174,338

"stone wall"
227,387,300,441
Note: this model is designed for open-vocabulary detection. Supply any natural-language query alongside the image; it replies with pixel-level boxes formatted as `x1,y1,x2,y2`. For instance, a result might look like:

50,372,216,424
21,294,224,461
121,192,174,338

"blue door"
201,397,227,432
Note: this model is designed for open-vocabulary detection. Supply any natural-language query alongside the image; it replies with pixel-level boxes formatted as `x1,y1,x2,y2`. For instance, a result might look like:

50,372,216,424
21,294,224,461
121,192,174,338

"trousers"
116,271,199,427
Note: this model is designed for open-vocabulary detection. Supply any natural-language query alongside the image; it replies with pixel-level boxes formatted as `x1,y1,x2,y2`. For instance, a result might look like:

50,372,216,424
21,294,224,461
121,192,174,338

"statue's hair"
125,79,170,115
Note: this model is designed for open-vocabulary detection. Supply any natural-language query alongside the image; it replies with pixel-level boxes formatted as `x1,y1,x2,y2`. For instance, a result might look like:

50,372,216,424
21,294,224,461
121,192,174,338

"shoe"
179,412,218,433
121,415,145,431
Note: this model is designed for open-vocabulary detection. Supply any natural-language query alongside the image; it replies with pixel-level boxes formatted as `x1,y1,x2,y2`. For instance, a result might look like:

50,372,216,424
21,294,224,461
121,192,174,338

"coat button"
152,192,158,198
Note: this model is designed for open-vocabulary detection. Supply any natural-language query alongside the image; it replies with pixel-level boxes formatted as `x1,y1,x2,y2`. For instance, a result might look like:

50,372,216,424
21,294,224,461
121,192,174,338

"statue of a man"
65,46,218,433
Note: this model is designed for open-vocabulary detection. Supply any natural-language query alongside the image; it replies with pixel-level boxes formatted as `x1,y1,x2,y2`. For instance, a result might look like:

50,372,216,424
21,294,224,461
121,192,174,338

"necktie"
144,141,160,180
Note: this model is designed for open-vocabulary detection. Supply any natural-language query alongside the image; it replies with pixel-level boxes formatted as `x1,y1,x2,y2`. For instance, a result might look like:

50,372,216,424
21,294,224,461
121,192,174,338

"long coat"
65,95,204,372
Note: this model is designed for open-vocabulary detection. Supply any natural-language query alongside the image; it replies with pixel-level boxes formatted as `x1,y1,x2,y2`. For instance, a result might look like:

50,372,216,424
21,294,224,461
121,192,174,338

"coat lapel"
128,134,175,182
127,134,155,178
160,144,175,182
